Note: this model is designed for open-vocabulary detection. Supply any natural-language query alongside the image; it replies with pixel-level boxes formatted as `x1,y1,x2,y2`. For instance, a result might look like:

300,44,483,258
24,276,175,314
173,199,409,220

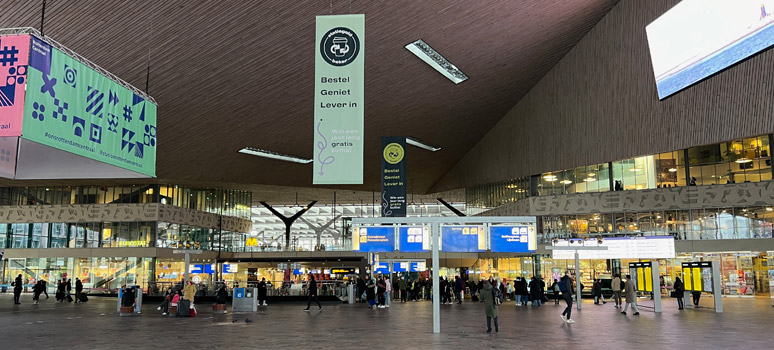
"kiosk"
682,261,722,313
232,287,258,312
629,261,662,313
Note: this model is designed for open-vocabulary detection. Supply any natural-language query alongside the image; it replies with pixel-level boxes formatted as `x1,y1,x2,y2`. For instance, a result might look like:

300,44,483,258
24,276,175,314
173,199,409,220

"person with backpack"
611,274,623,308
480,280,500,333
560,271,575,324
621,275,640,316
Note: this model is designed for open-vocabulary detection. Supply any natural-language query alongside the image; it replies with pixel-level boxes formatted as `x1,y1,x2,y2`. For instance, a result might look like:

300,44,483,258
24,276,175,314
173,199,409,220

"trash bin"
348,284,355,304
1,286,7,293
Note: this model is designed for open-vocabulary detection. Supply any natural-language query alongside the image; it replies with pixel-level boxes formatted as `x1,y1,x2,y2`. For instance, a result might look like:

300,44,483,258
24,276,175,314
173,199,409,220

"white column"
575,250,582,310
711,260,723,313
432,222,440,334
651,261,662,313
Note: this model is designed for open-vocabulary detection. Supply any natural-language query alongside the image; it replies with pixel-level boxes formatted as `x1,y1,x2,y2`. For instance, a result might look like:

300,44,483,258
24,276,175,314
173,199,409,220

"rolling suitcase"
66,295,74,303
79,293,89,302
177,300,191,317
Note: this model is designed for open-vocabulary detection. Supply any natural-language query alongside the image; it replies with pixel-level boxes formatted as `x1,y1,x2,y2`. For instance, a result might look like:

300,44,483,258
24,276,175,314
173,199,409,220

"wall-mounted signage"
374,262,390,274
409,261,426,272
441,225,486,252
393,261,408,273
398,226,429,252
489,225,536,253
352,226,395,252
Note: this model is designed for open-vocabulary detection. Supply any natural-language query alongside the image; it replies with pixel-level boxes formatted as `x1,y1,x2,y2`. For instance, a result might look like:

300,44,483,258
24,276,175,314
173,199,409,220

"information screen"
409,261,426,272
490,225,537,253
552,236,675,259
398,226,430,252
352,226,395,252
646,0,774,99
441,225,486,252
393,262,408,273
374,262,390,275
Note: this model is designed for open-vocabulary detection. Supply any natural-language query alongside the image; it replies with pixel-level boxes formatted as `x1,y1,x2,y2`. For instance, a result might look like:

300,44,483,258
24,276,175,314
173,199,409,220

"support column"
711,260,723,313
575,251,582,310
432,222,440,334
184,252,190,284
651,261,662,313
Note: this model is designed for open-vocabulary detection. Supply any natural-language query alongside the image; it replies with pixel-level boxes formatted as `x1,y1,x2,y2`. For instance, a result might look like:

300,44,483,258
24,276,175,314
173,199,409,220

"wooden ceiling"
0,0,619,196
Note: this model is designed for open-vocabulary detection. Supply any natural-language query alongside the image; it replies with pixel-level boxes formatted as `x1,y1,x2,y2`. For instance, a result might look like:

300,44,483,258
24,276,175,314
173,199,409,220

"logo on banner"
320,27,360,66
383,142,404,164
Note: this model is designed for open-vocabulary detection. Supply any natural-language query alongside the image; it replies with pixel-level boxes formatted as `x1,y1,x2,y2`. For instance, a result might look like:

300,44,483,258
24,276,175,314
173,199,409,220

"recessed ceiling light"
405,39,468,84
406,137,442,152
238,147,312,164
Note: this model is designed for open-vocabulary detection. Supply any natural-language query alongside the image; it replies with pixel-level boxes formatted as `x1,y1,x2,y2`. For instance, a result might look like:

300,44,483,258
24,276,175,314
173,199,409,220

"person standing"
621,275,640,316
673,276,685,310
183,281,197,303
454,276,463,304
376,276,387,308
692,290,701,307
529,277,542,306
74,278,83,303
56,280,65,302
480,280,499,333
611,274,623,308
12,274,23,305
470,279,479,302
518,276,529,306
304,275,322,311
366,276,377,309
384,275,392,308
560,271,575,324
65,279,72,302
357,276,366,303
399,276,407,303
258,278,268,306
551,279,560,304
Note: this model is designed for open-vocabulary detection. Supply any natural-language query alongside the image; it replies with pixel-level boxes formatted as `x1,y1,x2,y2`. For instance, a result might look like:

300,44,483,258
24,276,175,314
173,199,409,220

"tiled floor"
0,294,772,349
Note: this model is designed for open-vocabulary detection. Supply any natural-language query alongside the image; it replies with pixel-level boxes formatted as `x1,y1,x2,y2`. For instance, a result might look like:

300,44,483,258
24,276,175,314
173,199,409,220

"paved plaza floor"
0,294,771,349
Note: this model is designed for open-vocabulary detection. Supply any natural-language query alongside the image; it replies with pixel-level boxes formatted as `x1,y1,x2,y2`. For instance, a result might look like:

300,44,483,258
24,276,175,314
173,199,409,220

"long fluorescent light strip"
406,137,442,152
405,39,468,84
239,147,312,164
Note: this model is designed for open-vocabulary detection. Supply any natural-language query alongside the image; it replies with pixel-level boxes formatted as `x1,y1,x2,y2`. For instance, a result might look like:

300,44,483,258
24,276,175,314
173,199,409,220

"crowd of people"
9,274,86,305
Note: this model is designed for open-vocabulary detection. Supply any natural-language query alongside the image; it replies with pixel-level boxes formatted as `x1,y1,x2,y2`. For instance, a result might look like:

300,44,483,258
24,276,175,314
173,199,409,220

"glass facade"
0,185,252,219
467,133,774,212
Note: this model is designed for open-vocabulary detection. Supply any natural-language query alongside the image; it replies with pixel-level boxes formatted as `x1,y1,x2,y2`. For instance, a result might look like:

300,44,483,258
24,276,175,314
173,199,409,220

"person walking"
65,279,72,302
304,275,322,311
611,274,623,308
74,278,83,303
592,279,607,305
32,281,45,304
12,274,23,305
692,290,701,307
41,280,49,299
621,275,640,316
673,276,685,310
560,271,575,324
258,278,268,306
480,280,499,333
56,280,65,302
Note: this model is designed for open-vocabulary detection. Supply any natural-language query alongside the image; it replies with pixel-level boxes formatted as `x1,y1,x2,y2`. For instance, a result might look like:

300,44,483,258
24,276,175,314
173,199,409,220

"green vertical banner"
314,14,365,185
381,136,406,217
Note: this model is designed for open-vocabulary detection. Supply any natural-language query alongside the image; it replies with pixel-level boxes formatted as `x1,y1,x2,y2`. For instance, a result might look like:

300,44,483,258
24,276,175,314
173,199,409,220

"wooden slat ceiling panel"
0,0,618,195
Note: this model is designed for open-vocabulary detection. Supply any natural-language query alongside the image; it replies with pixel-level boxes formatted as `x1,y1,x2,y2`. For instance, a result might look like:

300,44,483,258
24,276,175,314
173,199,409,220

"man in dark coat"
258,278,268,306
454,276,463,304
304,275,322,311
74,278,84,303
12,274,23,304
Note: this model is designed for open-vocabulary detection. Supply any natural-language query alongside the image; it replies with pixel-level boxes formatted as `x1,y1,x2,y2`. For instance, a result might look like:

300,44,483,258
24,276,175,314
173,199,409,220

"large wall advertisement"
0,34,30,137
22,37,156,176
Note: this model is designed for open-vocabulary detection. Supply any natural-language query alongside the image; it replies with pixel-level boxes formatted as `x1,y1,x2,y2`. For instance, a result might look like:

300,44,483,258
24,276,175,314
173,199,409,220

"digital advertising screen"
441,225,486,252
352,226,395,252
646,0,774,99
489,225,536,253
398,226,430,252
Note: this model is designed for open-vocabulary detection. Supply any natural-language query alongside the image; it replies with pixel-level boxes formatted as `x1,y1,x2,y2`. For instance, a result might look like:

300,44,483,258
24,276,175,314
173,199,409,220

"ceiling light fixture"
542,174,558,182
735,158,752,164
405,39,468,84
560,180,572,185
406,137,442,152
668,168,678,172
583,177,597,182
629,167,642,172
238,147,312,164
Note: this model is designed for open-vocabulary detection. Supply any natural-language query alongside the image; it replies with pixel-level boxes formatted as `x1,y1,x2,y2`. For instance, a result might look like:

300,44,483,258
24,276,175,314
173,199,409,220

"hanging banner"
22,37,157,176
381,136,406,217
313,14,365,185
